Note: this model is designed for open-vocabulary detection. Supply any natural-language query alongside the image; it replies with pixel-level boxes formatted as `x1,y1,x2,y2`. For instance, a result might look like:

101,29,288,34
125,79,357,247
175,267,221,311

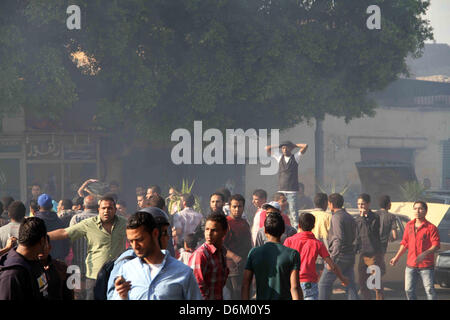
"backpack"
93,254,134,300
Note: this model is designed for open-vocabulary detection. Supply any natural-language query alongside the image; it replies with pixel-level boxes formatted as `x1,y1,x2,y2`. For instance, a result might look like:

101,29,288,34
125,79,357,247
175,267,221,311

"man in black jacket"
355,193,384,300
35,194,70,261
318,193,359,300
0,217,49,300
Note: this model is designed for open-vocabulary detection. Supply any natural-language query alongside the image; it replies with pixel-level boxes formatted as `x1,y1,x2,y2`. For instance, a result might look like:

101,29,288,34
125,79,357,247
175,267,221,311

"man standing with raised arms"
266,141,308,227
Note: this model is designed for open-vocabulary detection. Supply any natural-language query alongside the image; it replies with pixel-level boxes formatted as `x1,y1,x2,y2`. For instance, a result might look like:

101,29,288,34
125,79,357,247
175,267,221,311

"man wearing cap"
35,194,70,261
266,141,308,227
110,211,202,300
254,201,297,247
47,195,127,300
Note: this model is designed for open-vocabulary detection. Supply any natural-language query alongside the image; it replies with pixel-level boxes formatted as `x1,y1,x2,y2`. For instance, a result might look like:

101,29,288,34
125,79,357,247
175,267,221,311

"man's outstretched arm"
48,229,69,241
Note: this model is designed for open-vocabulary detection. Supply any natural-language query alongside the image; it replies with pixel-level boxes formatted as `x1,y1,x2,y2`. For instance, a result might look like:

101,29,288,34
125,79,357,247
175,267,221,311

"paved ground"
331,282,450,300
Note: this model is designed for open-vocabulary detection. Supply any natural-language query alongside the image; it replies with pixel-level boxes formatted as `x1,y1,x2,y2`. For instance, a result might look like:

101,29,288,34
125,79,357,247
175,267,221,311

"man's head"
126,212,159,259
298,182,305,196
1,196,15,212
262,201,282,214
252,189,267,209
204,213,228,247
137,207,171,250
31,183,42,198
209,192,225,214
314,193,328,211
230,194,245,219
413,201,428,220
216,188,231,204
103,192,118,204
61,199,73,211
146,185,161,199
378,195,391,210
181,193,195,209
153,215,170,250
264,212,285,238
29,199,39,215
357,193,371,215
116,200,128,216
279,141,296,156
109,181,120,195
137,194,145,209
184,233,197,251
144,194,166,211
328,193,344,211
18,217,48,258
168,187,177,199
37,194,53,211
84,195,98,211
98,196,116,224
72,197,84,211
37,235,52,263
136,186,145,196
273,192,288,213
298,212,315,232
8,201,26,223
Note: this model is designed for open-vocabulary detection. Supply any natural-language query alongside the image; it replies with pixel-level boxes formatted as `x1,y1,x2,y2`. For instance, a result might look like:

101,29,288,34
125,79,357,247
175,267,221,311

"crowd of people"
0,141,442,300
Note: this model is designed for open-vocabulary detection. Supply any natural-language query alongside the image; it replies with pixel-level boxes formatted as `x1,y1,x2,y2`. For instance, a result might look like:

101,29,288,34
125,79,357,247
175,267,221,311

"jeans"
283,192,298,227
405,266,437,300
318,255,359,300
300,282,319,300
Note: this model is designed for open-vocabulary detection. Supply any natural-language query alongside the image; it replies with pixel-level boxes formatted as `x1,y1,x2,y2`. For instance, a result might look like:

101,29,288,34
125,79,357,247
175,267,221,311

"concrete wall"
244,105,450,206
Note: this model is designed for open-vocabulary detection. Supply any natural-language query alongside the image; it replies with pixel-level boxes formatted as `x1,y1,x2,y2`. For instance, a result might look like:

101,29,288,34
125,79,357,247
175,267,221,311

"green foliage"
0,0,77,120
168,178,202,214
0,0,433,141
318,180,350,196
399,181,427,202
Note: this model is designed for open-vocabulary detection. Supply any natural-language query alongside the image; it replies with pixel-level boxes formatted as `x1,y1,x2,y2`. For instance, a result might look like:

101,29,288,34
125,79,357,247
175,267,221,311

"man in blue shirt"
110,211,202,300
106,207,176,299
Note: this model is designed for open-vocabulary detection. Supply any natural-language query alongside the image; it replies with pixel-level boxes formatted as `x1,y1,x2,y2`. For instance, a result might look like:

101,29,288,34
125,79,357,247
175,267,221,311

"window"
443,140,450,189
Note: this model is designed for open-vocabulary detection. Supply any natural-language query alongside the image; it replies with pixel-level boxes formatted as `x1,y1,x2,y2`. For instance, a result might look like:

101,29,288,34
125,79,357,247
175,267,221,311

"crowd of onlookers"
0,178,441,301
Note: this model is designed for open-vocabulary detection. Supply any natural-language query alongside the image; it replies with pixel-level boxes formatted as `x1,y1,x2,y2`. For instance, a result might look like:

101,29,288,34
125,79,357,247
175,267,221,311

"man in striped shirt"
68,195,98,300
189,213,229,300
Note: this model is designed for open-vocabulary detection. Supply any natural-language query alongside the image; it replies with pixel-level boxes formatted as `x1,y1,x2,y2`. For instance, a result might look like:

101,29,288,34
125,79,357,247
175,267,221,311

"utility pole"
315,117,324,193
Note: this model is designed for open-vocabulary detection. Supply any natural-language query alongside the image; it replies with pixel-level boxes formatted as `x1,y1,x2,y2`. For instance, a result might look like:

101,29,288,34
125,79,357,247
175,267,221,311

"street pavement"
332,282,450,300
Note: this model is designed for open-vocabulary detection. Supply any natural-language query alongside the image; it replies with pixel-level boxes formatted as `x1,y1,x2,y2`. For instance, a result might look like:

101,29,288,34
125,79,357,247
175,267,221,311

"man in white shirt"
173,193,203,246
251,189,267,246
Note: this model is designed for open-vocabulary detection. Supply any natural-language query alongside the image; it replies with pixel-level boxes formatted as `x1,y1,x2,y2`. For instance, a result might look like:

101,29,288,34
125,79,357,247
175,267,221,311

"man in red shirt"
284,212,348,300
390,201,440,300
189,213,229,300
223,194,252,300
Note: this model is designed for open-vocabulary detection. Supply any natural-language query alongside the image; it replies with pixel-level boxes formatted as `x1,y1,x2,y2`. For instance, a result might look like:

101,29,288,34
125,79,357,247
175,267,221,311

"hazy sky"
425,1,450,45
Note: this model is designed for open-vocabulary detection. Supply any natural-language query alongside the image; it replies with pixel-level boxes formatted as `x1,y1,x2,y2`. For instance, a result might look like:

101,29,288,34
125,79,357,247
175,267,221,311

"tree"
0,0,433,142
